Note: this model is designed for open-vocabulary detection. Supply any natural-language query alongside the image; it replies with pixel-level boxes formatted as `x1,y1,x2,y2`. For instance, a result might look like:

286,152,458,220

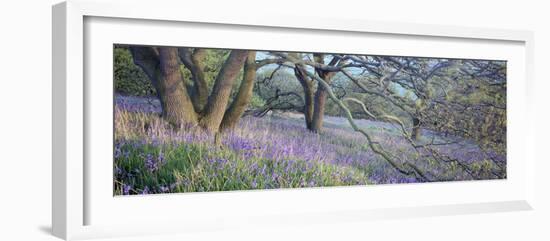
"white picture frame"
52,0,536,240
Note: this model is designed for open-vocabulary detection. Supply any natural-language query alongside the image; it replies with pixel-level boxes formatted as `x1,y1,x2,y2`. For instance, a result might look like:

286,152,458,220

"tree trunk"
157,48,198,127
411,117,421,140
199,50,249,133
129,47,165,108
130,47,198,127
220,51,257,131
309,53,336,133
178,48,208,112
311,84,328,133
294,64,315,129
303,87,315,129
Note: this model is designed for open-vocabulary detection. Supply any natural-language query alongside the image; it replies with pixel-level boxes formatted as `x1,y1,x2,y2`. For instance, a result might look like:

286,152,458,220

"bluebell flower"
122,184,132,195
141,186,150,195
145,154,157,172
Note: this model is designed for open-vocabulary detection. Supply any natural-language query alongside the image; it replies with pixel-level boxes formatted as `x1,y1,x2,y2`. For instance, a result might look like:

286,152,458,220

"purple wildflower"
115,166,123,175
144,152,165,172
141,186,150,195
122,184,132,195
144,154,157,172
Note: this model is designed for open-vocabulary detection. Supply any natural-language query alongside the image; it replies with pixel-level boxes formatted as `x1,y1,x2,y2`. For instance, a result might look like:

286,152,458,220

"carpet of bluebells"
114,96,505,195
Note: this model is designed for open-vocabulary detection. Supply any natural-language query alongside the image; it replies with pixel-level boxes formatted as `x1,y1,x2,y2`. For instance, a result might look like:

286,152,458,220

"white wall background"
0,0,548,240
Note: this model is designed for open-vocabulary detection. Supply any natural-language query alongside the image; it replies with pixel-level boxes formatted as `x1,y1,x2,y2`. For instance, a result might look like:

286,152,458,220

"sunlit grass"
114,140,370,195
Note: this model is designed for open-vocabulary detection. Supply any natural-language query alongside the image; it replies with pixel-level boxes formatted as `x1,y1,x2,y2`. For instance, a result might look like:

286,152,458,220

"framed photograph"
52,0,535,240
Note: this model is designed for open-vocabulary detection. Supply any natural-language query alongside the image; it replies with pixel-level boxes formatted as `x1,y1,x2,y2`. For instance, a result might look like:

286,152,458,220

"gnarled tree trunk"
199,50,249,132
311,83,328,133
131,47,254,134
157,48,198,127
130,47,198,127
294,64,315,129
220,51,257,131
129,47,164,107
309,53,337,133
178,48,208,112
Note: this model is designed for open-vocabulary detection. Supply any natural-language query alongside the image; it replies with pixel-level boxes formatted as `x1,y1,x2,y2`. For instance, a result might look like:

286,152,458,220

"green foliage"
114,47,156,96
181,49,238,95
204,49,231,83
249,92,266,108
197,49,232,90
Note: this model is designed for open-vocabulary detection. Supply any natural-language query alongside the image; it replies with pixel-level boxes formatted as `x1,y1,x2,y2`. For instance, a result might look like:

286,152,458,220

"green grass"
114,141,371,195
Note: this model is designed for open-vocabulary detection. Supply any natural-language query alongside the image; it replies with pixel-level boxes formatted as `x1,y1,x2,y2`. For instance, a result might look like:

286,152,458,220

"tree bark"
311,83,328,133
129,47,164,108
157,48,198,127
293,64,315,129
178,48,208,112
130,47,198,127
310,53,336,133
220,51,257,131
199,50,249,133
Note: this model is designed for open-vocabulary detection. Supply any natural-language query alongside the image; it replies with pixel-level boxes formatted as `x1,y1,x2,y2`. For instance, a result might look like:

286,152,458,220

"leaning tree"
276,53,506,181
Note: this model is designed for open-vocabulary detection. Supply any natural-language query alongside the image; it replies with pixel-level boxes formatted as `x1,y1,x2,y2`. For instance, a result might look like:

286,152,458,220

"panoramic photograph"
113,44,507,195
